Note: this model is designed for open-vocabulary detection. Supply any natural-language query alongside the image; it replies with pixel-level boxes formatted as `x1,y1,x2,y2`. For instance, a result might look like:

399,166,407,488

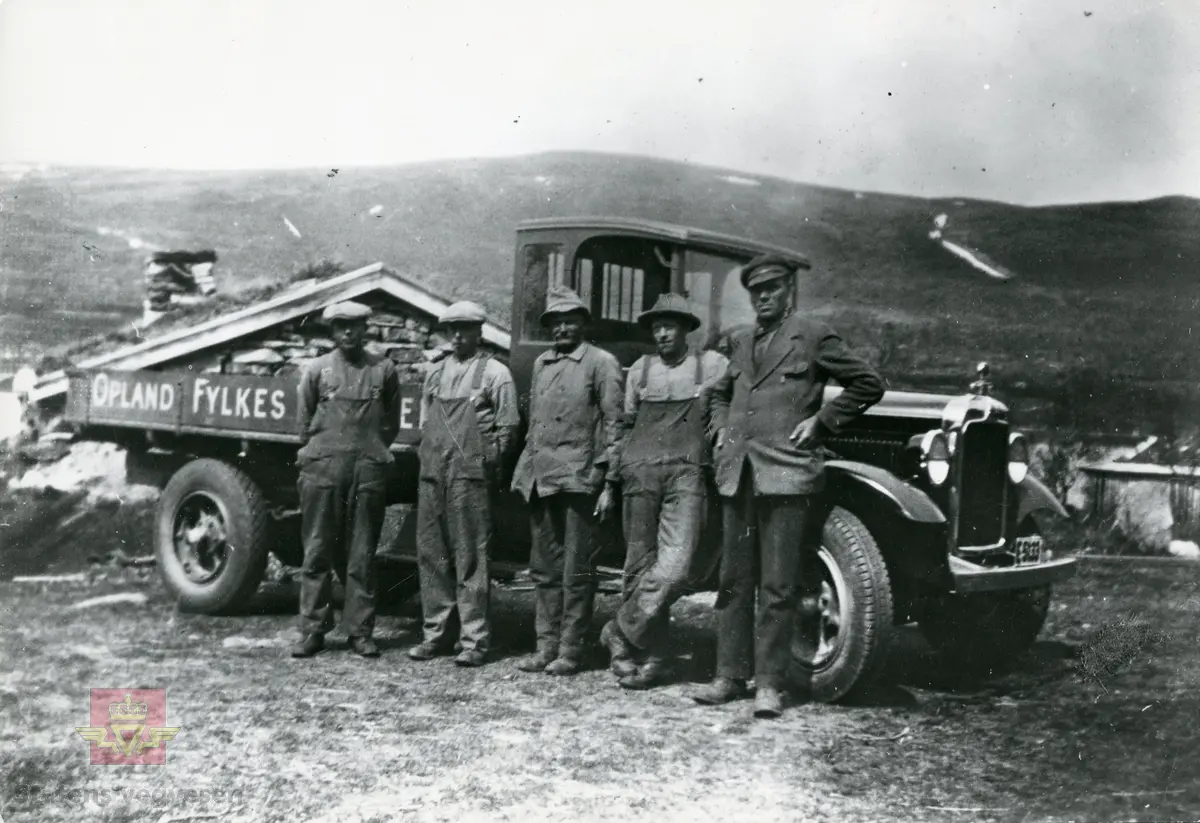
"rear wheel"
156,459,271,614
791,507,895,702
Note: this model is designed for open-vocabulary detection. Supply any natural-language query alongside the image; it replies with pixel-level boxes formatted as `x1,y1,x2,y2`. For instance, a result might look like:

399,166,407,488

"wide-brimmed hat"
540,285,591,326
739,253,812,289
321,301,372,322
637,293,701,331
438,300,487,326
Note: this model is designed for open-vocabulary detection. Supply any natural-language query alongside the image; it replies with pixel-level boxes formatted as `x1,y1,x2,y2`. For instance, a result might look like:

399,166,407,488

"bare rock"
1168,540,1200,560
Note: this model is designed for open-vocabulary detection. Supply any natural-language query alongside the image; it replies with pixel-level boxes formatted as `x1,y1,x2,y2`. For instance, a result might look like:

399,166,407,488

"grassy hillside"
1,153,1197,434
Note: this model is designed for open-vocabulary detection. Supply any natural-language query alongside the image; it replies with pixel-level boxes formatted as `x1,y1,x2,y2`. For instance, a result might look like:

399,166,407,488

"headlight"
1008,432,1029,484
920,430,951,487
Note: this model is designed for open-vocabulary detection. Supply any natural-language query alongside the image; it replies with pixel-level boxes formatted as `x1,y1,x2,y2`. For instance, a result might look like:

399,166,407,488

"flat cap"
740,253,811,289
321,301,372,322
438,300,487,326
540,285,591,326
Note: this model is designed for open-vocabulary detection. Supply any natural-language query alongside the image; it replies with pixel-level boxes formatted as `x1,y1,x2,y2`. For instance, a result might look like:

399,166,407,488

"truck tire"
156,458,271,614
918,585,1051,677
791,507,895,703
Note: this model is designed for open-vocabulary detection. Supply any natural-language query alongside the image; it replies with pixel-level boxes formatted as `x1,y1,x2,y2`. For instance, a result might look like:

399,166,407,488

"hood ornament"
970,361,992,397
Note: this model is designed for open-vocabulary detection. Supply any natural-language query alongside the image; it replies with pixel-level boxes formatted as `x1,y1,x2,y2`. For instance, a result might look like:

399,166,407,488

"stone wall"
168,294,505,381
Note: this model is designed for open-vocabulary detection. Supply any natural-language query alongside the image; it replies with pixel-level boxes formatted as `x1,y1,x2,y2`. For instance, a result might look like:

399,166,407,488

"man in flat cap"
292,300,401,659
510,285,624,676
409,301,518,667
693,254,884,717
600,293,727,690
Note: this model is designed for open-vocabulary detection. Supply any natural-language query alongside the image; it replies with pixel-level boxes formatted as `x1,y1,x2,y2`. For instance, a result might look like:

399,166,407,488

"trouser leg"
715,466,756,681
416,478,459,647
619,465,706,656
754,495,809,689
342,461,387,639
619,482,662,619
558,492,598,661
298,458,348,637
527,493,563,657
447,478,492,655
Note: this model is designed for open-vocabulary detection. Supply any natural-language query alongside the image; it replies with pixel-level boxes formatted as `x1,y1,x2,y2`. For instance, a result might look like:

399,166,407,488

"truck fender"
822,460,950,614
824,460,945,524
1016,474,1068,522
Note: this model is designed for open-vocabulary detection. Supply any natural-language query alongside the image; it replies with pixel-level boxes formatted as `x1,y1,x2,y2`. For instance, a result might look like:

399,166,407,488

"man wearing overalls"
601,294,728,690
292,301,401,659
510,285,625,676
409,301,518,667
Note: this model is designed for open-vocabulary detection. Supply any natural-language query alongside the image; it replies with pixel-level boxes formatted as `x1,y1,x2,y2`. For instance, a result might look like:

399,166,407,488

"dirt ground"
1,559,1198,823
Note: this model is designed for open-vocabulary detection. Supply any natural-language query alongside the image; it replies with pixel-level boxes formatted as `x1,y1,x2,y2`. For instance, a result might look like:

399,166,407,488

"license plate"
1014,535,1043,565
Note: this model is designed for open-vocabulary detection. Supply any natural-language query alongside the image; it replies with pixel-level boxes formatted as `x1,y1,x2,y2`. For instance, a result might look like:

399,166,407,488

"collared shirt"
510,342,625,499
420,352,520,438
624,350,729,414
752,314,788,369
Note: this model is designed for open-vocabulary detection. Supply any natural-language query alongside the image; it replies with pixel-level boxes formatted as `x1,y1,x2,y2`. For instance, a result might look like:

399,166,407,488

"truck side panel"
66,368,425,445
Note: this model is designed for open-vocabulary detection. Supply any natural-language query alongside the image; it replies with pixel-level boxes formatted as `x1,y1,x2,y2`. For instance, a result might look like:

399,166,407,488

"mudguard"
1016,474,1068,522
821,460,951,604
824,460,945,524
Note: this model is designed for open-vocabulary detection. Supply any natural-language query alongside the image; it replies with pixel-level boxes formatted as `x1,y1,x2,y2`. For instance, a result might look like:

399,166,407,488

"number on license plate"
1014,535,1043,565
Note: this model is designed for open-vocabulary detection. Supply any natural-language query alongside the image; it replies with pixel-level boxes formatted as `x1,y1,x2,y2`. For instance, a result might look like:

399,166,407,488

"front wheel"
791,507,895,703
156,459,271,614
918,586,1051,676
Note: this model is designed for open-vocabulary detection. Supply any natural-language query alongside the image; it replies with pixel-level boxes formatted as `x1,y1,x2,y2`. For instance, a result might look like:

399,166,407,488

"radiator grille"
956,421,1008,546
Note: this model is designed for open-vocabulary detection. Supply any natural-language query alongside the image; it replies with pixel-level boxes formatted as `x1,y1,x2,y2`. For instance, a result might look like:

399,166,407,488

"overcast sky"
1,0,1197,205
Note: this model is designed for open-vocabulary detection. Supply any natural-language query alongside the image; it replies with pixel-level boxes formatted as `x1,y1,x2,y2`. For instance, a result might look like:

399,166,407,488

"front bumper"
949,555,1077,594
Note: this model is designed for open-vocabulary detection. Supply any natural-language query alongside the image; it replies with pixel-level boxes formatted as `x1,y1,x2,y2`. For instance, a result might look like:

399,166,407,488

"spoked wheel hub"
173,491,231,585
795,546,851,669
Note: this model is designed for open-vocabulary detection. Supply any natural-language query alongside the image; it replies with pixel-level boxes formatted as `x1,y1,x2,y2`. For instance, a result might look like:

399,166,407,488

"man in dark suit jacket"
693,254,884,718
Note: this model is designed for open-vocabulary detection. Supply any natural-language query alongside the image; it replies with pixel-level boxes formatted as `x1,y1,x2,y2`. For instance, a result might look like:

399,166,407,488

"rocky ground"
0,558,1197,823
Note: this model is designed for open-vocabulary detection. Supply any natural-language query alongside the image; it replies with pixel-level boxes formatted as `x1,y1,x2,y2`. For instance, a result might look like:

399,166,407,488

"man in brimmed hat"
292,300,401,659
599,293,728,690
409,301,518,667
693,254,884,717
510,285,625,676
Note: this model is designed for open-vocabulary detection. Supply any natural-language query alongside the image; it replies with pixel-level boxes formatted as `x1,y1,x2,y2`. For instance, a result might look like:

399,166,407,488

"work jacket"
510,342,624,500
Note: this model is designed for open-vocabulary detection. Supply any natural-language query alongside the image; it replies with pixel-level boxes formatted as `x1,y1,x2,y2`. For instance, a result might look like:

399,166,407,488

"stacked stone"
144,250,219,314
188,298,503,380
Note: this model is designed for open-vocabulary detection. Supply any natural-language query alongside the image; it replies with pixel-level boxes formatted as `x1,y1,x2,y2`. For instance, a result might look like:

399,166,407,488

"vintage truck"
62,216,1076,701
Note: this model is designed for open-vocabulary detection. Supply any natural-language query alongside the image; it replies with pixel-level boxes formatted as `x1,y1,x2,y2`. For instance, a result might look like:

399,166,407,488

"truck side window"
520,243,565,341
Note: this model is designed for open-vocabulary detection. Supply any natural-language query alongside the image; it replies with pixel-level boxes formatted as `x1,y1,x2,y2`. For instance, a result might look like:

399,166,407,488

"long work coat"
708,313,884,497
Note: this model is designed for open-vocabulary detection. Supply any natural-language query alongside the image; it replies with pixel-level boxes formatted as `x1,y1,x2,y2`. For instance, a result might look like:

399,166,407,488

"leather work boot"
544,657,583,676
618,657,673,691
349,636,381,658
290,634,325,658
454,649,487,668
690,677,749,705
753,686,785,719
516,649,558,673
600,621,638,679
407,641,449,661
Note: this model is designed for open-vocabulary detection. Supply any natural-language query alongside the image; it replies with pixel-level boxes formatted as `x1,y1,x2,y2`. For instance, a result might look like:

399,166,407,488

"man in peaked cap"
599,293,728,690
510,285,625,676
693,253,884,717
409,301,519,667
292,300,401,659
